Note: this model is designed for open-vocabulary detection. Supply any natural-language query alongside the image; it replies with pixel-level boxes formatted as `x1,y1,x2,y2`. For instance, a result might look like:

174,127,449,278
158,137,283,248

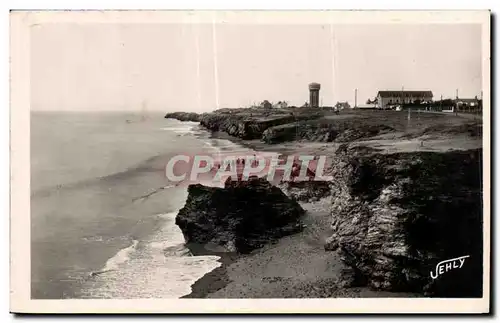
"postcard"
10,10,490,314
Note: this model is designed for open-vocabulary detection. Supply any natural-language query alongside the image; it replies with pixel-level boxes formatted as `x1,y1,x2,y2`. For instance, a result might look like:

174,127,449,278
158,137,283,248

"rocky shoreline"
166,107,483,298
176,177,306,254
324,145,482,297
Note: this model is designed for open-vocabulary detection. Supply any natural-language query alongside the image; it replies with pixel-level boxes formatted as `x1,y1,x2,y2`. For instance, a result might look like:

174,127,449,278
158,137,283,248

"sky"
30,23,482,112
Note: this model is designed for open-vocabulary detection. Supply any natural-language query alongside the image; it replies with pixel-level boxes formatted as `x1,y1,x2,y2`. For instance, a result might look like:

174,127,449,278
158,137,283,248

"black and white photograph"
9,10,490,314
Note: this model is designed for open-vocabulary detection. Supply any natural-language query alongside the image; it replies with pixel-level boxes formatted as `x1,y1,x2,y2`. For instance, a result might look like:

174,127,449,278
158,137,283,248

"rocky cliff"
324,144,483,297
278,180,332,202
164,112,202,122
166,108,483,297
199,111,322,140
165,108,325,140
165,109,480,147
175,177,306,254
262,119,395,144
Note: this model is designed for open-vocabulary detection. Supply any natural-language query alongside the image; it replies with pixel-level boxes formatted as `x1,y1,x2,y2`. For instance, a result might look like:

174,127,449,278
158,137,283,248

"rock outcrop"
164,112,202,122
165,107,324,140
175,177,306,254
325,144,483,297
278,180,332,202
199,111,322,140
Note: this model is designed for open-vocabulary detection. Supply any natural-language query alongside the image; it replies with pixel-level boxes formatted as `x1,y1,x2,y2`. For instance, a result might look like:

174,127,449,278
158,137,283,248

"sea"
30,111,257,299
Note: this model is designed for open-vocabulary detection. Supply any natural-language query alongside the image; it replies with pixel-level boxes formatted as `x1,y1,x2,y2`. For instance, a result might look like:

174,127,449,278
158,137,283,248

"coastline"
170,112,482,298
181,244,239,298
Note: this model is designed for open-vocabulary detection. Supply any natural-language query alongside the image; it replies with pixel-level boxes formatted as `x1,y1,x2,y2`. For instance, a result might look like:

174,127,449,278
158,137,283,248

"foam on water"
101,240,139,272
66,120,277,299
161,121,200,135
79,212,221,299
161,127,195,135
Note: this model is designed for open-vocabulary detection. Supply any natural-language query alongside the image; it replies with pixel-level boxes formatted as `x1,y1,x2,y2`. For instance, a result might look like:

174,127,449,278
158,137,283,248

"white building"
455,97,481,112
377,90,433,109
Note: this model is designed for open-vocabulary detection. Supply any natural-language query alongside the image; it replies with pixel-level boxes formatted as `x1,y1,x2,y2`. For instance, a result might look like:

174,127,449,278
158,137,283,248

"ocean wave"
79,212,221,299
101,239,139,273
77,133,264,298
160,125,198,135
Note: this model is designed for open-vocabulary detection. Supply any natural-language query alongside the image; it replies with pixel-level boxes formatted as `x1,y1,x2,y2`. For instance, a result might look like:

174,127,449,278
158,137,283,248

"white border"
9,10,491,314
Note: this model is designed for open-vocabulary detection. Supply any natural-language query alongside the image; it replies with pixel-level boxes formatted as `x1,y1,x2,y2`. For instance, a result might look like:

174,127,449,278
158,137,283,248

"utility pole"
480,90,483,117
440,94,443,112
402,86,411,129
354,89,358,108
476,90,483,119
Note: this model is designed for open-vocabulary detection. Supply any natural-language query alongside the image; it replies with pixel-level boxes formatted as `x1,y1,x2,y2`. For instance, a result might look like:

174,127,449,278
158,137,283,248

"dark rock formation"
262,119,395,144
278,180,332,202
175,177,306,254
325,144,483,297
199,111,322,140
164,112,201,122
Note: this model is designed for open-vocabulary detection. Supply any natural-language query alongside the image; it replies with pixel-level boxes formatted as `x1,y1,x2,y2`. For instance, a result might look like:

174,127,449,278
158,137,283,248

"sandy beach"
184,198,419,298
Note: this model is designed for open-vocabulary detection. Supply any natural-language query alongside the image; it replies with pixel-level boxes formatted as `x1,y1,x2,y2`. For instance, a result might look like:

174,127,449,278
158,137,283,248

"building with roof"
377,90,433,109
260,100,273,109
455,97,481,113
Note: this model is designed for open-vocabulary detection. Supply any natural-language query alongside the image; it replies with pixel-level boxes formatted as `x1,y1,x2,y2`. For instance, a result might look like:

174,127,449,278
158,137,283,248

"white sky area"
31,23,482,112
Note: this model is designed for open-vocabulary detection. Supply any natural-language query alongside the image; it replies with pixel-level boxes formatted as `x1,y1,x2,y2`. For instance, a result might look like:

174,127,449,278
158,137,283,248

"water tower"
308,82,321,108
